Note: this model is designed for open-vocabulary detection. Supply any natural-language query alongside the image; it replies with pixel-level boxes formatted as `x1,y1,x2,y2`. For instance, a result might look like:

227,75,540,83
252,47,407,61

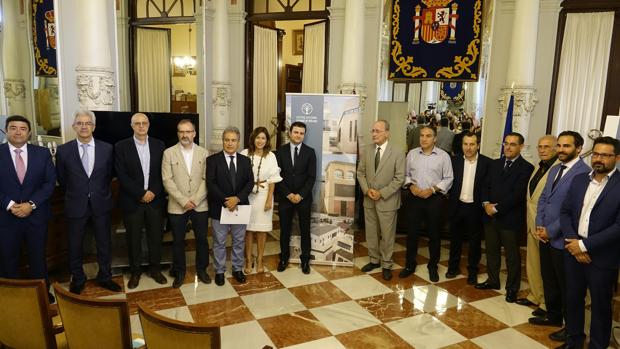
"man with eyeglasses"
56,110,121,294
162,119,210,288
560,136,620,349
476,132,534,303
114,113,167,289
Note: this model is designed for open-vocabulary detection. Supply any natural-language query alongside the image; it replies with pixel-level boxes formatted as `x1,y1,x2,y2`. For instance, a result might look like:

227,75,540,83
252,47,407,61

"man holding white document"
207,126,254,286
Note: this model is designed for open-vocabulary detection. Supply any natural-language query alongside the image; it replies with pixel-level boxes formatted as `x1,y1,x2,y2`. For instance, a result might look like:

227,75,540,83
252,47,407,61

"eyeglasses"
371,129,386,134
591,152,615,159
74,121,94,127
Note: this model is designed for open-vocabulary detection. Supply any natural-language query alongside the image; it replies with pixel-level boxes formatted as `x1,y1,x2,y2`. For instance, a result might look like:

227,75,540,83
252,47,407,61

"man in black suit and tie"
56,110,121,294
275,121,317,274
561,137,620,349
207,126,254,286
476,132,534,303
446,132,491,284
114,113,167,289
0,115,56,303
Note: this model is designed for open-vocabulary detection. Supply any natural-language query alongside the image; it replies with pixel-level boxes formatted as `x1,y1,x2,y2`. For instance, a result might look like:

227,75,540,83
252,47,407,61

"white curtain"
253,25,278,130
552,12,614,149
301,22,325,93
136,27,171,112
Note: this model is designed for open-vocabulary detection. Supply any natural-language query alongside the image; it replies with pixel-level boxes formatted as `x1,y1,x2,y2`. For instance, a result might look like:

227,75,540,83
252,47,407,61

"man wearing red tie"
0,115,56,303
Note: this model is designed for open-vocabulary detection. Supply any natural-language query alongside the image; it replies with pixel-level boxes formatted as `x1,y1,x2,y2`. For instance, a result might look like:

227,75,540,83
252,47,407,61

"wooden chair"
0,278,64,349
53,283,136,349
138,303,220,349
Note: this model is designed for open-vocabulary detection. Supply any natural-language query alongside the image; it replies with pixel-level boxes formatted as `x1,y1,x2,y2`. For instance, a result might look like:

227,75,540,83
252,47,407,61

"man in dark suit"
446,132,491,284
451,121,472,157
114,113,167,289
207,126,254,286
529,131,590,341
275,121,317,274
560,136,620,349
56,110,121,294
476,132,534,303
0,115,56,302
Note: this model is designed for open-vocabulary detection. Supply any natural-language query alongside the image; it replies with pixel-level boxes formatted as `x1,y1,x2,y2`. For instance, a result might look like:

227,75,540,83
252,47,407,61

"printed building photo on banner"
286,93,359,266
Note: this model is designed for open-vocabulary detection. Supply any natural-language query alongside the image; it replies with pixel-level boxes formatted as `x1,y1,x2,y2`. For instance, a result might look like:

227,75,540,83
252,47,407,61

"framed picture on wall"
292,29,304,56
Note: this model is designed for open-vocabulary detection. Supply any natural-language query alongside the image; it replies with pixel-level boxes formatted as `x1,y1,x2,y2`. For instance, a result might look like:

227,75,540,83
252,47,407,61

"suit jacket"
536,159,591,249
452,132,466,156
161,143,208,214
560,170,620,269
0,143,56,227
526,159,561,238
206,152,254,220
356,142,405,211
481,156,534,231
406,125,423,151
448,153,492,213
114,137,166,211
56,139,114,218
274,142,316,206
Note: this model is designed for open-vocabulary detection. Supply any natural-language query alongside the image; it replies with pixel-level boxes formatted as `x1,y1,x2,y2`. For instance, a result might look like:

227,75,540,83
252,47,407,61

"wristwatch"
28,201,37,210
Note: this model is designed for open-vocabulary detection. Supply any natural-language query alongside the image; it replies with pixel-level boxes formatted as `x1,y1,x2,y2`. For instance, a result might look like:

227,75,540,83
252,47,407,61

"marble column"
2,0,29,117
75,0,116,110
210,0,232,151
339,0,365,107
422,81,439,110
494,0,540,159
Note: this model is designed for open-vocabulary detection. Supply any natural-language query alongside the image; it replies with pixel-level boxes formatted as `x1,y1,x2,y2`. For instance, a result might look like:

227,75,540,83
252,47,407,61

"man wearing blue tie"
56,110,121,294
0,115,56,303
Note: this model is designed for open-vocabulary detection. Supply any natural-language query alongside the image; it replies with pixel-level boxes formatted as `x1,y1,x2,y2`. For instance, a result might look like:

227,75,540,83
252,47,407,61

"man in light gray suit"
357,120,406,280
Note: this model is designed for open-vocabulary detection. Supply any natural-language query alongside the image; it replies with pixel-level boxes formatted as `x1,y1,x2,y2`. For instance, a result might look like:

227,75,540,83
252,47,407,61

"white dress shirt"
77,138,96,177
6,143,28,210
180,144,194,174
577,170,614,252
134,136,150,190
375,141,388,163
553,156,580,182
225,152,237,169
459,154,478,203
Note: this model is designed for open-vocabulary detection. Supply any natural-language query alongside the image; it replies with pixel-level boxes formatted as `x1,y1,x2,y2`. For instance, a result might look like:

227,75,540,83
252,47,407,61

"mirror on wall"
1,0,62,142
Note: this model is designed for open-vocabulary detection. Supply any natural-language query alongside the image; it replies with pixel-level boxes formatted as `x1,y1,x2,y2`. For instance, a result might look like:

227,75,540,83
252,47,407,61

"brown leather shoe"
127,273,140,289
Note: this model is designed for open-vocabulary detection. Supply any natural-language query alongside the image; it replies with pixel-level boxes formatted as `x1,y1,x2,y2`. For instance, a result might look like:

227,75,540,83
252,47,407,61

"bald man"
115,113,167,289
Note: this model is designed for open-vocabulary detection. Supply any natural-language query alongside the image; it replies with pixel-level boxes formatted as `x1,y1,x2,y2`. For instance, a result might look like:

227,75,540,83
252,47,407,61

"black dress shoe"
169,268,176,278
474,281,500,290
531,307,547,317
48,292,56,304
197,270,212,284
505,290,517,303
277,260,288,272
99,280,122,292
69,281,85,295
172,275,185,288
549,327,567,342
232,271,246,283
399,266,416,278
127,273,141,289
215,273,225,286
467,274,478,285
361,262,380,272
301,261,311,274
445,269,460,279
428,269,439,282
528,316,563,327
382,268,392,281
149,271,167,284
515,298,536,307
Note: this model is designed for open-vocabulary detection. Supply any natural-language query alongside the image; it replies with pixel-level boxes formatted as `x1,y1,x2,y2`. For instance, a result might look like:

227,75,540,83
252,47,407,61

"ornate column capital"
3,79,26,100
210,82,232,152
75,66,116,110
339,82,367,111
493,86,538,159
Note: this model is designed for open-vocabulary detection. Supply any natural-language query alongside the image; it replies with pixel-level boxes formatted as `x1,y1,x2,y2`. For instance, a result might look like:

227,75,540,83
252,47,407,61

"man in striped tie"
0,115,56,303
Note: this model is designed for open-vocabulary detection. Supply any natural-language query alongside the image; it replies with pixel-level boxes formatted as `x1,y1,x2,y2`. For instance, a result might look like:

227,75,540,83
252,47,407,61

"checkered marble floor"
52,225,620,349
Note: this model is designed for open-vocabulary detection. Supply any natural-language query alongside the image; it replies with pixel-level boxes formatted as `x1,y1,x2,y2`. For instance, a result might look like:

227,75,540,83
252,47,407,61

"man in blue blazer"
206,126,254,286
56,110,121,294
530,131,590,340
0,115,56,302
560,136,620,349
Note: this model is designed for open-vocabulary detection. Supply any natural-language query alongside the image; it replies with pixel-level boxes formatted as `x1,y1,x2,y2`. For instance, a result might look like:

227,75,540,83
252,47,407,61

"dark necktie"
529,161,549,196
229,155,236,191
503,160,513,174
375,146,381,171
294,146,299,167
552,165,566,190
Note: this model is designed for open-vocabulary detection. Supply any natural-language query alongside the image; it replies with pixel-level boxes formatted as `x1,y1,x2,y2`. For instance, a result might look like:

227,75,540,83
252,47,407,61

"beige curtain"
253,25,278,130
301,22,325,93
136,27,171,112
552,12,614,149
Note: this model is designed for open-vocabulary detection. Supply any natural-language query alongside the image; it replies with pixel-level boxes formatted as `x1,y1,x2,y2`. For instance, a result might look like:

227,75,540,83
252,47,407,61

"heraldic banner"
389,0,483,82
32,0,57,77
285,93,360,267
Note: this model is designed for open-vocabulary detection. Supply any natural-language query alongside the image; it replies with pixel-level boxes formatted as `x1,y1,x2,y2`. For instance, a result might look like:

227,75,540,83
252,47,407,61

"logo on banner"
413,0,459,44
301,103,314,115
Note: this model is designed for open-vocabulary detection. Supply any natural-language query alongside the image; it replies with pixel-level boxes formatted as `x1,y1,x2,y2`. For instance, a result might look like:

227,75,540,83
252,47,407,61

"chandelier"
173,25,196,74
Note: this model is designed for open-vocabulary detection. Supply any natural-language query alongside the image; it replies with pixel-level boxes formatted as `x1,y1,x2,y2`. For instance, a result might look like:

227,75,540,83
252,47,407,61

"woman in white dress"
240,127,282,273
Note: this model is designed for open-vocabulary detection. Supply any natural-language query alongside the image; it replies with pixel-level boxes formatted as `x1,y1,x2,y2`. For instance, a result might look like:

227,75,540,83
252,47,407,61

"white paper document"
220,205,251,225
